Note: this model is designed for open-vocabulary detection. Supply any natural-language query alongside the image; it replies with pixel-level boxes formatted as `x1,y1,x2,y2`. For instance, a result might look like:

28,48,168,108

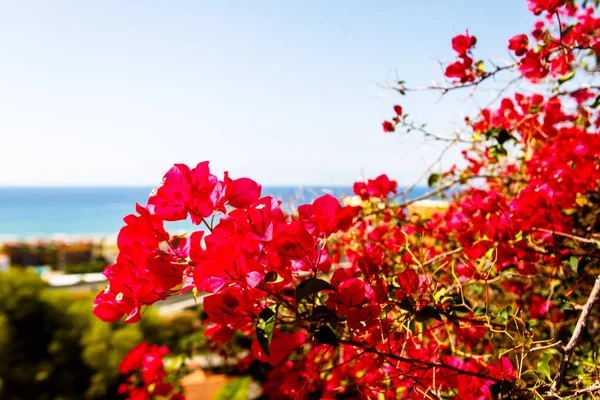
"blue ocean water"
0,186,428,239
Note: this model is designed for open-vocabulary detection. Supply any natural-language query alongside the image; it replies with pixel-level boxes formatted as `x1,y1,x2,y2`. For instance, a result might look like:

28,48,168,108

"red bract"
527,0,566,15
93,204,177,323
451,30,477,55
118,342,183,400
219,172,262,210
529,294,555,320
508,33,529,56
445,58,477,83
353,174,398,199
382,120,395,132
298,194,359,237
148,162,219,223
519,49,549,81
550,53,574,77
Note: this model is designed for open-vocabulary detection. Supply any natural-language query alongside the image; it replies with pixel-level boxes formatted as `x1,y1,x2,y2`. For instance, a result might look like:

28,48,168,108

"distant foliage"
0,270,166,400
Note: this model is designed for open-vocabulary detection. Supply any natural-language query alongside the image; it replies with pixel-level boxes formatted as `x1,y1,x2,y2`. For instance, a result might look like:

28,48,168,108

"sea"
0,186,429,240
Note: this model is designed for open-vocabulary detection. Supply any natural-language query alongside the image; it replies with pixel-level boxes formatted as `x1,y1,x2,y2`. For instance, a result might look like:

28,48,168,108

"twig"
400,141,456,201
572,380,600,397
556,12,564,46
338,339,503,384
533,228,600,246
397,121,471,143
390,63,518,94
396,174,525,209
550,277,600,394
529,341,562,353
422,247,464,267
397,181,458,208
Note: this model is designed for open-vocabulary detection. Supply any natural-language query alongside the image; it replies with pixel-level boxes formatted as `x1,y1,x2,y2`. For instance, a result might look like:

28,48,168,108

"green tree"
0,269,164,400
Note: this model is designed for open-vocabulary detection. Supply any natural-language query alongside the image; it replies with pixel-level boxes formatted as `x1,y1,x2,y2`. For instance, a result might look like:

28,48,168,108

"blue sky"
0,1,535,186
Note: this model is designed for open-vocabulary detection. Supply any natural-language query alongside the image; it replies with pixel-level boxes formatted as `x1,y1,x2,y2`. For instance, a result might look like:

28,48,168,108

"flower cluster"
118,342,184,400
445,30,480,83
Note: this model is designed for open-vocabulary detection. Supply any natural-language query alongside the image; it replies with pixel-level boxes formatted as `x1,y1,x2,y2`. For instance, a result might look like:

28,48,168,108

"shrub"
94,1,600,398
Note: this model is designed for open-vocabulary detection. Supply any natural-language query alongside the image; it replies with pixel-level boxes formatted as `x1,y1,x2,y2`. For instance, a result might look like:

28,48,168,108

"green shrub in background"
62,259,109,275
0,269,169,400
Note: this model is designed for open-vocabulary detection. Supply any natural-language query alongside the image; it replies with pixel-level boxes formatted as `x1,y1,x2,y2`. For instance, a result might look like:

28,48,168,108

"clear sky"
0,1,535,186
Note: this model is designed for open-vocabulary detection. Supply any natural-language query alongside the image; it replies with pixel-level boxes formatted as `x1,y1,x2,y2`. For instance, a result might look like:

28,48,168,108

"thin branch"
397,121,471,143
529,340,563,353
572,380,600,397
396,174,526,209
533,228,600,246
556,11,564,45
550,277,600,394
390,63,518,94
400,141,456,201
422,247,464,267
397,181,458,208
339,339,503,384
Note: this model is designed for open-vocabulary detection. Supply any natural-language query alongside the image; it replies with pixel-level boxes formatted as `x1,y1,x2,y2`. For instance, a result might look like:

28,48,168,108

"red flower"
382,120,395,133
353,174,398,200
445,56,476,83
529,295,555,319
148,161,219,224
508,34,529,56
118,342,183,400
571,89,595,104
550,53,574,77
519,49,549,81
451,30,477,55
297,194,359,237
218,172,262,210
527,0,566,15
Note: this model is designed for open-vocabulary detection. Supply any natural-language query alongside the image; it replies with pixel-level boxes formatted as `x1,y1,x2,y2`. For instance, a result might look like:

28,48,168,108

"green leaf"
537,352,553,382
399,297,416,312
427,173,440,188
382,303,396,314
415,305,442,322
433,287,447,303
515,231,524,242
213,377,252,400
452,304,471,316
256,305,278,356
192,287,199,303
171,232,187,249
521,369,546,383
561,24,575,38
313,325,338,347
558,69,576,85
308,306,340,324
527,319,541,330
489,144,507,159
568,256,579,273
264,272,284,284
295,278,335,304
446,311,461,328
489,380,513,398
590,95,600,109
497,306,511,324
498,308,508,320
495,129,511,145
473,306,487,317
